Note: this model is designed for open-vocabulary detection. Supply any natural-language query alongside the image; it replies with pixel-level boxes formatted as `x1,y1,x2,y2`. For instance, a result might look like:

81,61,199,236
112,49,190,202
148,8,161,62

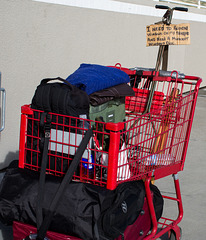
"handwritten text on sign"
146,23,190,47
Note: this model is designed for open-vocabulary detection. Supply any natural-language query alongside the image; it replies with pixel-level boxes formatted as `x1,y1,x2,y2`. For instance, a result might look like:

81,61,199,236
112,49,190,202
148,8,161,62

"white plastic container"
145,154,175,166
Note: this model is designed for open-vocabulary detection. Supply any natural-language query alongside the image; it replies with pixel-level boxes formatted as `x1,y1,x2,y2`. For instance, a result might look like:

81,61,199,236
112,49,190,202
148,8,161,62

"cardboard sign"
146,23,190,47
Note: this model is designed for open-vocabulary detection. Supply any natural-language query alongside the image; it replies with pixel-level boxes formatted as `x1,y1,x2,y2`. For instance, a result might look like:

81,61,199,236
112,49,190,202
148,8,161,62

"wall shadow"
0,151,19,171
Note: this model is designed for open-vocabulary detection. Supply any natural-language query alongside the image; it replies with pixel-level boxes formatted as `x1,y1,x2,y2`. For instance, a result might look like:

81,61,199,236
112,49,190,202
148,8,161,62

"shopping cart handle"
159,70,185,79
130,67,185,79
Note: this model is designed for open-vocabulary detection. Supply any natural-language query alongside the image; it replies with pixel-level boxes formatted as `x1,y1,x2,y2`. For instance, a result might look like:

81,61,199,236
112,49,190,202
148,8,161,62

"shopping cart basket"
18,68,201,239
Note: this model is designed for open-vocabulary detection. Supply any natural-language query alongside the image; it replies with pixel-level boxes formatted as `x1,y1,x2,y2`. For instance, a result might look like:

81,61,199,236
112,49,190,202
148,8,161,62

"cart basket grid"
19,70,201,190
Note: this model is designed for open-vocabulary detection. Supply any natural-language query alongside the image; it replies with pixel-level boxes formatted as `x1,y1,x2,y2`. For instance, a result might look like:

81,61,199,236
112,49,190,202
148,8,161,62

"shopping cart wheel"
169,227,182,240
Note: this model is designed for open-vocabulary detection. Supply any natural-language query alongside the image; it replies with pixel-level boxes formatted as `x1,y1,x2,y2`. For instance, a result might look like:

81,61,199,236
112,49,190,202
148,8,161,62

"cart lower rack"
18,69,201,239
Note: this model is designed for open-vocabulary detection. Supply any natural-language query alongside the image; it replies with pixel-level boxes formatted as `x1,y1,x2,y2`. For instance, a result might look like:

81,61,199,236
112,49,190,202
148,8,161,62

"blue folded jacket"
66,63,130,95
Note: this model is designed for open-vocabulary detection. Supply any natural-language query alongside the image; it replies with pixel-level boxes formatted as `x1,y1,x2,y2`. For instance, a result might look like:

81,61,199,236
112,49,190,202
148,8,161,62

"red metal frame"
18,68,201,239
143,174,183,240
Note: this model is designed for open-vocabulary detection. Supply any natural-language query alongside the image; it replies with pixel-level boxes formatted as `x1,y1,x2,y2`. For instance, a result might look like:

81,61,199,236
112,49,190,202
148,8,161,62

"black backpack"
26,77,90,173
31,77,90,118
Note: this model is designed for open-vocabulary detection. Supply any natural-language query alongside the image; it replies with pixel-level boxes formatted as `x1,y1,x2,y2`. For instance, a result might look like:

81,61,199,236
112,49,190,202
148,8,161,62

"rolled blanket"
66,63,130,95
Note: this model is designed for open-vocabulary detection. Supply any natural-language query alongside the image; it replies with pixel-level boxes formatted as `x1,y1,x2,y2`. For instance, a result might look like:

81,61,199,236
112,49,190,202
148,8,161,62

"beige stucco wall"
0,0,205,168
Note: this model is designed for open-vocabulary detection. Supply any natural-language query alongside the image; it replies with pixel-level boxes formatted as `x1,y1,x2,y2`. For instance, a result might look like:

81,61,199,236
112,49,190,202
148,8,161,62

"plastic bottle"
78,119,95,180
80,154,95,180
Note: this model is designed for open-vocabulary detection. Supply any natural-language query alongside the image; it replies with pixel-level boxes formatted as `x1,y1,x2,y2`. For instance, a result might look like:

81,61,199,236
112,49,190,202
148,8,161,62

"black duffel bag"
0,161,146,240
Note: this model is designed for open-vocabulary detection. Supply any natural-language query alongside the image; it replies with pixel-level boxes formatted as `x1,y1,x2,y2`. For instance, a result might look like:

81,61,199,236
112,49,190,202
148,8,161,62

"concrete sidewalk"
156,91,206,240
0,91,205,240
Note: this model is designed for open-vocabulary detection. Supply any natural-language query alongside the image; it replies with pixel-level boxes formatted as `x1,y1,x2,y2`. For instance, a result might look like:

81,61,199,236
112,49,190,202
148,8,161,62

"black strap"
36,113,51,231
36,127,93,240
39,112,48,153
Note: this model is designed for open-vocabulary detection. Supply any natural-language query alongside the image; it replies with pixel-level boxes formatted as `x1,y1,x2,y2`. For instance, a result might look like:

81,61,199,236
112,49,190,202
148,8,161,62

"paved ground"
0,88,205,240
156,89,206,240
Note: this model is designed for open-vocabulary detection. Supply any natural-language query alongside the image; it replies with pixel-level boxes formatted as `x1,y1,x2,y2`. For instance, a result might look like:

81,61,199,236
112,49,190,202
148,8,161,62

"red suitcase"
13,221,82,240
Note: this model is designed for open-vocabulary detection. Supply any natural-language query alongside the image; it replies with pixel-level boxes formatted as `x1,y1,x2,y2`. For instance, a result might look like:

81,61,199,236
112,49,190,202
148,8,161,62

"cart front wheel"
169,227,182,240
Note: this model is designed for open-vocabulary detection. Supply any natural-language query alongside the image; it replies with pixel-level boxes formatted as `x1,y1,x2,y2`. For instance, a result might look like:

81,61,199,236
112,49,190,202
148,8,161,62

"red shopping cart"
18,66,201,239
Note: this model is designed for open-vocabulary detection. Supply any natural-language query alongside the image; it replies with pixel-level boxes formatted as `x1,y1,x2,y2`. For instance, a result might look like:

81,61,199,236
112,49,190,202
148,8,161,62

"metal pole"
0,72,6,132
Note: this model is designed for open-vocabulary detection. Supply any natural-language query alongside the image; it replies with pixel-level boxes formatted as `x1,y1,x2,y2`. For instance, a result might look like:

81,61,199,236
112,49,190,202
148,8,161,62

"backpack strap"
35,127,93,240
36,112,51,230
